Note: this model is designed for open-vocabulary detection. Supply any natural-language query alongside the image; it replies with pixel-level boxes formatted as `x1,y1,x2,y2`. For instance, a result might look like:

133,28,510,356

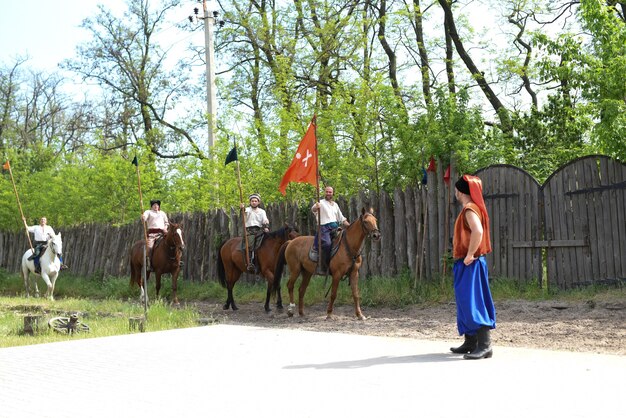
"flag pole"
235,158,252,270
4,161,34,252
133,157,149,321
313,115,322,273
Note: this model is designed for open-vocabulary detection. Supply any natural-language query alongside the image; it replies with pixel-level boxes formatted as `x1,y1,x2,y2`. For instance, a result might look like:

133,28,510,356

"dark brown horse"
273,208,381,319
129,222,185,304
217,223,299,312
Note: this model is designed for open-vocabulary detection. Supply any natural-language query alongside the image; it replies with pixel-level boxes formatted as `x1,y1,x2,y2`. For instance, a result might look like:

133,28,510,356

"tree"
64,0,206,159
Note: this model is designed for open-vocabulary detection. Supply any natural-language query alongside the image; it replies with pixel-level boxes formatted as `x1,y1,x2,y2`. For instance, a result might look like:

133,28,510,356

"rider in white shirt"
24,216,67,269
311,186,350,270
142,199,169,271
240,193,270,271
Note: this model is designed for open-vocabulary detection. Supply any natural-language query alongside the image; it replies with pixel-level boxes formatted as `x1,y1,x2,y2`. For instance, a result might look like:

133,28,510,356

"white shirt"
313,199,346,225
245,207,269,228
28,224,55,242
142,210,169,231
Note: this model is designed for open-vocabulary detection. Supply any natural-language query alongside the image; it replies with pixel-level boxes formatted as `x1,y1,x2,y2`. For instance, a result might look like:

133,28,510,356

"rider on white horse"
23,216,68,271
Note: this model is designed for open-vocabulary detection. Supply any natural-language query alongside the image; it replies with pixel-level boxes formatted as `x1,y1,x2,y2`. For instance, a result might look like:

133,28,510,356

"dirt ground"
191,297,626,356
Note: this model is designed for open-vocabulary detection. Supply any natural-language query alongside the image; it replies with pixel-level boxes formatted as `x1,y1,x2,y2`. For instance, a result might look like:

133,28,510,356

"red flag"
2,161,9,171
427,156,436,172
279,117,318,195
444,165,451,185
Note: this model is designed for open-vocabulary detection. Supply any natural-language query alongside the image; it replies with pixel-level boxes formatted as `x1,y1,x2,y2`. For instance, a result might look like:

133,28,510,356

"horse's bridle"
360,213,381,240
48,236,62,259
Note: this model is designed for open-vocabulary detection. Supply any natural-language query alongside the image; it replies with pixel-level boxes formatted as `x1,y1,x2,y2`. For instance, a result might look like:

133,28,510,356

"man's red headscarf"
463,174,491,249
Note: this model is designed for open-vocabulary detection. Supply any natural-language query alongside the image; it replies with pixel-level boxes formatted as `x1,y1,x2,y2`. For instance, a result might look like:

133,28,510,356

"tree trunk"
438,0,511,133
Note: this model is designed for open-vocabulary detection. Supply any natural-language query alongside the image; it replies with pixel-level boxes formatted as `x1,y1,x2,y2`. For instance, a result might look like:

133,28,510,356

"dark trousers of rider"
313,223,336,265
29,241,47,259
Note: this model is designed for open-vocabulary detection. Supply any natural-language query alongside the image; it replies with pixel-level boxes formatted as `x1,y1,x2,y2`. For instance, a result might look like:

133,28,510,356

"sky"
0,1,126,71
0,0,217,74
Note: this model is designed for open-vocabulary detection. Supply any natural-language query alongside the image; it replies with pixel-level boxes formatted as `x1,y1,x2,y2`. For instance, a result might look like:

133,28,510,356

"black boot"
450,334,477,354
464,326,493,360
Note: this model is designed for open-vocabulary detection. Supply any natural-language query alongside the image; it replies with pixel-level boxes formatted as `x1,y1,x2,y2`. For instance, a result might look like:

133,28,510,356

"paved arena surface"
1,324,624,418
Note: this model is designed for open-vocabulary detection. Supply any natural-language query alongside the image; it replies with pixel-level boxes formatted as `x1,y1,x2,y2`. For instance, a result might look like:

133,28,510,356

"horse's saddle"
308,228,344,263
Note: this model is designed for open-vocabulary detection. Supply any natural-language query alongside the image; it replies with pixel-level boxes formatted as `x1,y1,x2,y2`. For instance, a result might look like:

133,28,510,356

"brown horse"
129,222,185,304
274,208,381,319
217,223,299,312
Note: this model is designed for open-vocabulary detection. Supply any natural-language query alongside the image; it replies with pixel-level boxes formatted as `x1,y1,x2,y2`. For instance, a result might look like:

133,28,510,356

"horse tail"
217,240,227,288
272,240,290,294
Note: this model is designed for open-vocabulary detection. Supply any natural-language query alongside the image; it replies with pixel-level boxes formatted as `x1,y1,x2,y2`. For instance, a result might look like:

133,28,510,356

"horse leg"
22,263,30,298
41,272,53,301
50,272,58,301
297,271,313,317
276,284,284,312
171,270,180,305
286,267,301,317
33,276,40,298
227,285,239,311
223,264,242,311
264,285,272,313
141,271,151,305
262,270,274,313
349,272,365,320
155,273,162,300
326,274,342,320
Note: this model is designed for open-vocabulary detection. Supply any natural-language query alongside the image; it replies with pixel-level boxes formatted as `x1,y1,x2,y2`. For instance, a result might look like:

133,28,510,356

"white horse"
21,233,63,300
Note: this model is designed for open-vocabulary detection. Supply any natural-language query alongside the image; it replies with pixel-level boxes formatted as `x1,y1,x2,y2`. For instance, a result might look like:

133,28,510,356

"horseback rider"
24,216,68,271
311,186,350,272
240,193,269,272
142,199,169,272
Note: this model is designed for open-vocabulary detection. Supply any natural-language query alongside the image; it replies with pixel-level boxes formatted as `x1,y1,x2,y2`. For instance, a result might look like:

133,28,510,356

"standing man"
450,175,496,360
24,216,68,270
311,186,350,272
240,193,270,272
142,199,169,271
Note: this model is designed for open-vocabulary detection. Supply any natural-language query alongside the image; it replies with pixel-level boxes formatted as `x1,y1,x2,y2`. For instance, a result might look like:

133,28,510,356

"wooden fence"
1,155,624,289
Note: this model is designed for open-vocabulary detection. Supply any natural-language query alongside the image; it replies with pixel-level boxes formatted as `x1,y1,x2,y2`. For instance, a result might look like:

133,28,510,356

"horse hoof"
222,305,229,310
276,306,284,313
357,315,366,321
232,306,239,311
287,310,294,318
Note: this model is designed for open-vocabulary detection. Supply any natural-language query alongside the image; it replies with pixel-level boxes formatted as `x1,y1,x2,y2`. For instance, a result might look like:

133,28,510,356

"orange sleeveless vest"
453,202,492,259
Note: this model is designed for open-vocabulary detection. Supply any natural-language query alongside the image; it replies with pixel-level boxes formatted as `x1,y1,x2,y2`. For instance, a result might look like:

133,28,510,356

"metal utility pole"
202,0,217,151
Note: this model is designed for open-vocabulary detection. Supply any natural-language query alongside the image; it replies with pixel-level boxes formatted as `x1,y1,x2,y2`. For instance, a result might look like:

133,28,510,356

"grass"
0,268,623,348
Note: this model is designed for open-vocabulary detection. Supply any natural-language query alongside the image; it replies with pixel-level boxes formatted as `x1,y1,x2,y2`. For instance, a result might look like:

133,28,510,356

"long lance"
313,116,322,274
5,161,33,252
235,157,252,269
133,158,149,320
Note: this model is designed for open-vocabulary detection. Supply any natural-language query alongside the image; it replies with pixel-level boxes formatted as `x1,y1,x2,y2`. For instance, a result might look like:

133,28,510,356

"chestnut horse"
273,208,381,320
129,222,185,304
217,223,299,312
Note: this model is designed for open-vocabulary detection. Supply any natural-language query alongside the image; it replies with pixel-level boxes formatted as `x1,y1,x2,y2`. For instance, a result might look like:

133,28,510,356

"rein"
341,213,379,276
162,231,183,262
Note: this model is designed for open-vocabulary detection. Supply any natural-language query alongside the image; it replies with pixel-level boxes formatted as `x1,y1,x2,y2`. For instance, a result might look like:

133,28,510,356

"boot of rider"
450,334,478,354
316,247,330,275
464,326,493,360
247,251,256,273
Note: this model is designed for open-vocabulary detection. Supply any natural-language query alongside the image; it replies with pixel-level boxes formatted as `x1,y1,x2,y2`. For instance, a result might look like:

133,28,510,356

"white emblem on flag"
296,149,312,167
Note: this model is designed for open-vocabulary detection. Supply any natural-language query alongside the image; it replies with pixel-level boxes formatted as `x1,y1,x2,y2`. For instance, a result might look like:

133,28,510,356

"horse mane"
266,224,293,240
